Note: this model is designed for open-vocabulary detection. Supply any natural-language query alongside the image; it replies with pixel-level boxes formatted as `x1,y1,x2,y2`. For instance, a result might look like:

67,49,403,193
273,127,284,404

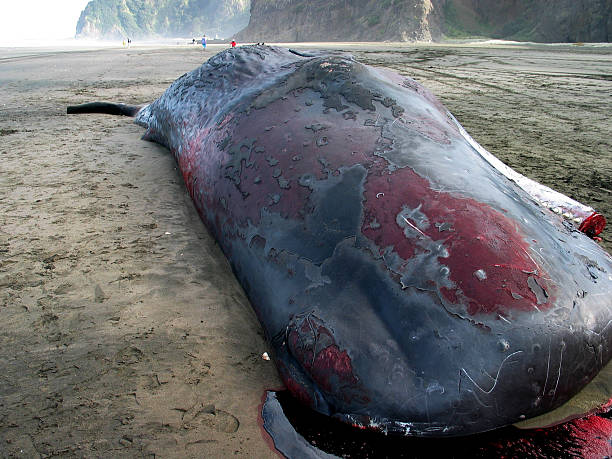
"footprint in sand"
114,346,144,365
53,283,73,295
94,284,106,303
181,402,239,433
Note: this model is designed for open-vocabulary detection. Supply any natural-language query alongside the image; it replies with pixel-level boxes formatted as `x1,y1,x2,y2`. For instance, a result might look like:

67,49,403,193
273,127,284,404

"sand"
0,42,610,457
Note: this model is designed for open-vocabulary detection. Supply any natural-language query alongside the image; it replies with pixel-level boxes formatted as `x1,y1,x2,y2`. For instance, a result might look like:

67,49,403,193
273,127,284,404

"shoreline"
3,38,612,52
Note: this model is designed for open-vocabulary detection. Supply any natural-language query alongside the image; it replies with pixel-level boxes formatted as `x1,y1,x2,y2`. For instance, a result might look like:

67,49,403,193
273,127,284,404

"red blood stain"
177,128,209,195
362,165,553,316
275,360,315,408
572,414,612,458
579,212,607,238
440,286,459,304
287,319,368,404
514,413,612,458
284,376,315,408
310,345,358,393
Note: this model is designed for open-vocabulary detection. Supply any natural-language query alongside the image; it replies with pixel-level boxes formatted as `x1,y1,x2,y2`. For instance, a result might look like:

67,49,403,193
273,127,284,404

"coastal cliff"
75,0,249,40
237,0,612,43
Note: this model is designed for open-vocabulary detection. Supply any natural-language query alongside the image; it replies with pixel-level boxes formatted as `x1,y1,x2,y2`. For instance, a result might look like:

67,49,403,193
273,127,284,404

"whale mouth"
261,388,612,458
514,359,612,429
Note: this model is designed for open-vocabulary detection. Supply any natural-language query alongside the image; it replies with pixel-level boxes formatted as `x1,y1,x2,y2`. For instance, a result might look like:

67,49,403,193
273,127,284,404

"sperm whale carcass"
68,46,611,437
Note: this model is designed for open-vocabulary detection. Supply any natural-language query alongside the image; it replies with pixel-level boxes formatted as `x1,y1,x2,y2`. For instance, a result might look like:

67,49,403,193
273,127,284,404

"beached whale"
68,45,612,437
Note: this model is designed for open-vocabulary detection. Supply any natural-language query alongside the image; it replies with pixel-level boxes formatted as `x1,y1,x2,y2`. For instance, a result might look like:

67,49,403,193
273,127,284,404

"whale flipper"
67,102,143,117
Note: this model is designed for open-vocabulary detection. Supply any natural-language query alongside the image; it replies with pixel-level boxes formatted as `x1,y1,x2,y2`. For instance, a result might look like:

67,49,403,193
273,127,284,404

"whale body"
72,46,612,437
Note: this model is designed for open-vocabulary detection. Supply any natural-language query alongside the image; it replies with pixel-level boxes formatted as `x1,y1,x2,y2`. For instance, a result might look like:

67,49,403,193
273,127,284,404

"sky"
0,0,91,45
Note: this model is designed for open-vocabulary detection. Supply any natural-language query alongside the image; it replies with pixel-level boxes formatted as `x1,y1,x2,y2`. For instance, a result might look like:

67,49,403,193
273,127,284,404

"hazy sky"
0,0,91,43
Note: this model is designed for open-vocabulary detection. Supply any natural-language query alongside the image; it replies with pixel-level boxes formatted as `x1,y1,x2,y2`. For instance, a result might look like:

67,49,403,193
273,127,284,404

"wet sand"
0,42,610,457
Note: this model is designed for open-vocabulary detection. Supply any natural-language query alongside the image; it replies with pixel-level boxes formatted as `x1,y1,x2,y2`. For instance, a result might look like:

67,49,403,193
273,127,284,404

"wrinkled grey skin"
132,46,612,436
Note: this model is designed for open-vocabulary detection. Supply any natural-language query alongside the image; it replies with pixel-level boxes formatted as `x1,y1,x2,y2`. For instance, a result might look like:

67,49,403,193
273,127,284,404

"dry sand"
0,42,610,457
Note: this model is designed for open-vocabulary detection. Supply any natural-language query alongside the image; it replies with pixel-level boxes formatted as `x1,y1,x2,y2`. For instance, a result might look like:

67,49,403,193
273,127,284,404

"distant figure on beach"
122,39,125,47
202,35,207,49
231,39,236,48
127,38,131,47
192,38,196,44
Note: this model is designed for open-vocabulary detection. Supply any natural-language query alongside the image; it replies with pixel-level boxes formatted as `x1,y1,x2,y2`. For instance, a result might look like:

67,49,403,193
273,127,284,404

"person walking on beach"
231,39,236,48
202,34,207,49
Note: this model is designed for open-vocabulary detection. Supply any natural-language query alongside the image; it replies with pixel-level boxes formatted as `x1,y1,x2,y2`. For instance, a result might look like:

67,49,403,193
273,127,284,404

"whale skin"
133,45,612,437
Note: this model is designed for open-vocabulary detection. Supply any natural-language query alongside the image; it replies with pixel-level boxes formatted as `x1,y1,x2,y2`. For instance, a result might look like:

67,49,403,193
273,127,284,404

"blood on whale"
181,88,552,318
362,164,553,317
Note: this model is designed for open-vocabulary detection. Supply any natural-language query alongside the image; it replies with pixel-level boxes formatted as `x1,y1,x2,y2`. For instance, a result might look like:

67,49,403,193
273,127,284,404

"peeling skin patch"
527,276,549,305
299,174,315,188
224,138,255,189
305,123,330,132
300,259,331,291
343,110,357,120
198,90,379,233
277,176,291,189
397,204,430,236
269,194,281,205
436,222,454,232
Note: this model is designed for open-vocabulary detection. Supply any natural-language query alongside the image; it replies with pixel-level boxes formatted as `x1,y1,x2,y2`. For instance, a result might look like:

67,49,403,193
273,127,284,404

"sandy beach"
0,42,610,457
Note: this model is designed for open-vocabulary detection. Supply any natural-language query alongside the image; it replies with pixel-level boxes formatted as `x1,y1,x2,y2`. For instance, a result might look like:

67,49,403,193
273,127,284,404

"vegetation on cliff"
442,0,612,43
75,0,249,40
